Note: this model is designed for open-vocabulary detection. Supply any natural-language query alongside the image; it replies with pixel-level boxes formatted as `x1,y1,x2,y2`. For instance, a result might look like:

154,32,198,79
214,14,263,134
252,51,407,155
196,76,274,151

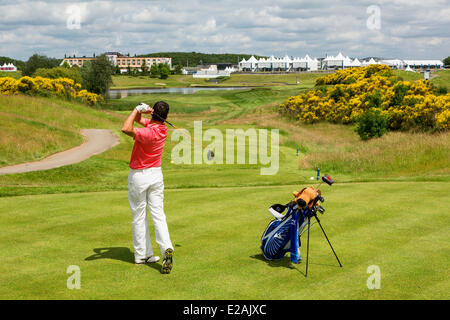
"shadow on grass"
309,261,343,268
250,254,305,275
84,247,160,272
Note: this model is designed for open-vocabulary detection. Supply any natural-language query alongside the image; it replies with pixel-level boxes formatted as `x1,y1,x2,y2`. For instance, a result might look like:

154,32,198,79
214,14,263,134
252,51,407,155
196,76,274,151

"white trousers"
128,167,173,261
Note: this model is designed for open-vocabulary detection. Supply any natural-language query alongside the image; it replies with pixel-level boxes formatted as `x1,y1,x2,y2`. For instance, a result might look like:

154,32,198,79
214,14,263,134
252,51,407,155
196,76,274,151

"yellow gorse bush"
280,65,450,131
76,90,101,105
0,76,103,105
0,77,18,95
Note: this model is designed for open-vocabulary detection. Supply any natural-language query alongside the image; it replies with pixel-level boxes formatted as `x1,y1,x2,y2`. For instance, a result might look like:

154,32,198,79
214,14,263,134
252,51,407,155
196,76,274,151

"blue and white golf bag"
260,204,310,263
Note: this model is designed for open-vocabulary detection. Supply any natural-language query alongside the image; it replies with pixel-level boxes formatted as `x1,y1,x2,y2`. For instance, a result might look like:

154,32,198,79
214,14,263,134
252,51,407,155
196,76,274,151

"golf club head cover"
322,174,334,186
268,204,286,220
293,187,320,209
136,102,150,113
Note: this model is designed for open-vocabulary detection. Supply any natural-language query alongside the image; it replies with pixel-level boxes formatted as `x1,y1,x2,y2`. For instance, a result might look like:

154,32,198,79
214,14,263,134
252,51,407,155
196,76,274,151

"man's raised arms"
121,105,153,138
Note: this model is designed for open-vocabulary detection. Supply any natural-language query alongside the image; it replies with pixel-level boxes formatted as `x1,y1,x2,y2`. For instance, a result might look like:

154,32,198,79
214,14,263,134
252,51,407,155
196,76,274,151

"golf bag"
260,204,310,263
260,178,343,276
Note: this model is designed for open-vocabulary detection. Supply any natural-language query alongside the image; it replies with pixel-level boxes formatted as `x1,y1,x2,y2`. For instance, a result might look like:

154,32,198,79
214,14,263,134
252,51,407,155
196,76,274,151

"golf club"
314,174,334,189
140,103,215,161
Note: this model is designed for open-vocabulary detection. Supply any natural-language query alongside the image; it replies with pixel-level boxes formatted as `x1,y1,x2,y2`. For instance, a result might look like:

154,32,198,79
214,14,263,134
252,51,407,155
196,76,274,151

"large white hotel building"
61,52,172,73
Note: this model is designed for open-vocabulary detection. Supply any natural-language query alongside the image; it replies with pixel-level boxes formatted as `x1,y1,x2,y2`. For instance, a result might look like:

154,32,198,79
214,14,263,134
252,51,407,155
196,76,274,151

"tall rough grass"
301,131,450,175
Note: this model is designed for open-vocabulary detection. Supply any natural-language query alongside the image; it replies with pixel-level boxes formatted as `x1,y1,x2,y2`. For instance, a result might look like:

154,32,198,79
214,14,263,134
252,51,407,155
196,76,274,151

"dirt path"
0,129,119,175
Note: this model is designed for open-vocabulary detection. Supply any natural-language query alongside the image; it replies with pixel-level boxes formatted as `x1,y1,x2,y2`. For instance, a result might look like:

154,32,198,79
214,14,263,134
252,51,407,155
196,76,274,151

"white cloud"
429,37,444,46
0,0,448,60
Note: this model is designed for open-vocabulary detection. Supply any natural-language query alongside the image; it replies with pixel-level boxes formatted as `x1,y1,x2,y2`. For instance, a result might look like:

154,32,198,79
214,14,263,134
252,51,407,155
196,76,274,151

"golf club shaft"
153,112,209,151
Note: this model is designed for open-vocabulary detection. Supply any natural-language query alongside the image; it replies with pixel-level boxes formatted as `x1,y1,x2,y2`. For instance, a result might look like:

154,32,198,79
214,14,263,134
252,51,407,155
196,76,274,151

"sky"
0,0,449,61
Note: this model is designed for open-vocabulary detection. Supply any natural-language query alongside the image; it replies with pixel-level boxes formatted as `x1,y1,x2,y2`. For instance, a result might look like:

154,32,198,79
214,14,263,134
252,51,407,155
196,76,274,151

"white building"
239,55,319,72
224,66,237,73
312,52,360,70
193,65,234,78
320,53,363,69
61,52,172,73
364,58,443,70
292,55,320,71
381,59,404,69
236,52,444,72
239,56,259,71
323,52,347,69
361,58,379,66
0,63,17,72
403,60,443,70
349,58,362,67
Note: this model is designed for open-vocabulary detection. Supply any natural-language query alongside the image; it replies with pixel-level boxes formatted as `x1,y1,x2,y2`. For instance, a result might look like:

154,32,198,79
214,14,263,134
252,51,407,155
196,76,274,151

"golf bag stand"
305,211,343,277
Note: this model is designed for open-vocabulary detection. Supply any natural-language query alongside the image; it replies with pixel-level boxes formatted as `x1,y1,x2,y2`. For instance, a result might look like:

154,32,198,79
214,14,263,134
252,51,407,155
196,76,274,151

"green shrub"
150,64,160,78
434,85,448,96
365,90,382,109
330,85,345,102
160,65,170,79
81,55,114,95
390,82,409,107
22,54,61,76
356,109,388,140
149,63,171,79
34,67,83,85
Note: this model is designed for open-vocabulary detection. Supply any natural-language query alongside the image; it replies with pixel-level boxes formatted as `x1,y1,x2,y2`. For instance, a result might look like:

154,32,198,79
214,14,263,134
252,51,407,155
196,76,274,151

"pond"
107,87,247,99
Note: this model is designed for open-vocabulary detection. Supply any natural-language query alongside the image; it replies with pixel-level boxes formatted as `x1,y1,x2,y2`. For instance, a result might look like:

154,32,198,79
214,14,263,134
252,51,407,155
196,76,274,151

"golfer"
121,101,174,274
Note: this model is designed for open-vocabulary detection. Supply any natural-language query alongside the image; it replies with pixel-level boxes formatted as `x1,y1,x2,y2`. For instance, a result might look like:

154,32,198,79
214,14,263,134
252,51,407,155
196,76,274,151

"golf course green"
0,72,449,299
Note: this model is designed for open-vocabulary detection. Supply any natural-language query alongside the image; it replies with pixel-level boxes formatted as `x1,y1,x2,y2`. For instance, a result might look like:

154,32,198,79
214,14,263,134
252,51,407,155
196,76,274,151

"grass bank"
0,94,121,166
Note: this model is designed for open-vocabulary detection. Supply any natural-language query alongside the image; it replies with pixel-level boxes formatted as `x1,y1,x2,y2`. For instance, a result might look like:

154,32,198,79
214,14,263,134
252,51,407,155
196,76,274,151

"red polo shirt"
130,119,167,169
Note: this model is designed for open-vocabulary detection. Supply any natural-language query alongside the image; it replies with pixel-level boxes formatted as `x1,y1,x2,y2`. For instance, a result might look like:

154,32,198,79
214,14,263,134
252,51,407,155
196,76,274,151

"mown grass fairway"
111,73,324,89
0,72,449,299
0,182,448,299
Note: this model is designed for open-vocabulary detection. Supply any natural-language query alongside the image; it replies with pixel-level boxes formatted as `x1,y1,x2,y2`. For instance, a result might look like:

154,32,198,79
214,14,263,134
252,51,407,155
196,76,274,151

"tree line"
4,53,177,96
1,53,181,95
12,54,112,96
138,52,268,67
3,53,450,97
